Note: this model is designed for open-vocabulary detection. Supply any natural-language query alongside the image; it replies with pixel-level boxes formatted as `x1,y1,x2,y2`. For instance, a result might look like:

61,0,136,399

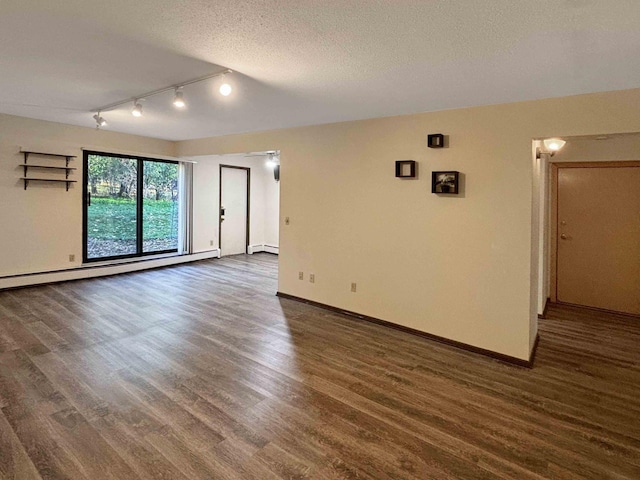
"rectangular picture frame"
431,171,459,194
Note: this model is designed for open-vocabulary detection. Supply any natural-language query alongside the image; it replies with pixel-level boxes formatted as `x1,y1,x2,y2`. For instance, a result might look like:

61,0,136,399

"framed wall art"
431,171,459,194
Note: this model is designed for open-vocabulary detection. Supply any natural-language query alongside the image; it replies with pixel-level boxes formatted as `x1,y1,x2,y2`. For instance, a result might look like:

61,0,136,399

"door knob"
560,234,567,240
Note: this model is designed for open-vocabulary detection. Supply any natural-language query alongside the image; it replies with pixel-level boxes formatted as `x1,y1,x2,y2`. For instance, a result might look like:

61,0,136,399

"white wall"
0,113,175,277
192,154,279,253
177,88,640,362
264,167,280,248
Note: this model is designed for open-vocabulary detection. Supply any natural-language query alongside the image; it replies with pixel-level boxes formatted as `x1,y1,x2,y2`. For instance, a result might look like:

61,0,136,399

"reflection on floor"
0,254,638,479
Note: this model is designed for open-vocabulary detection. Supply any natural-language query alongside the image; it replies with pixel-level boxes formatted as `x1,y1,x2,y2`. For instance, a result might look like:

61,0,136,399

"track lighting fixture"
91,68,233,127
92,113,107,128
173,88,185,108
131,101,143,117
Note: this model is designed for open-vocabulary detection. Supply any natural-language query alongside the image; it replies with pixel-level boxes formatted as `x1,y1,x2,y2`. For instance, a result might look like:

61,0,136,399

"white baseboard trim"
248,244,278,255
0,249,221,290
264,245,279,254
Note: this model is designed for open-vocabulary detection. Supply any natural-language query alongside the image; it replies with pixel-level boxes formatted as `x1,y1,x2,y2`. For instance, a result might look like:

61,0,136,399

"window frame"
82,150,180,263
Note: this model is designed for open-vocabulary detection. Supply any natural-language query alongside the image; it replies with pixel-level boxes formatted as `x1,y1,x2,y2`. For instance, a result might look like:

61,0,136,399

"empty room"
1,1,639,479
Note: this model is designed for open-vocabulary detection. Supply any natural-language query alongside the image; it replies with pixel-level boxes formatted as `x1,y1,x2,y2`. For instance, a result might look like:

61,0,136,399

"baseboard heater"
0,249,220,291
248,244,279,254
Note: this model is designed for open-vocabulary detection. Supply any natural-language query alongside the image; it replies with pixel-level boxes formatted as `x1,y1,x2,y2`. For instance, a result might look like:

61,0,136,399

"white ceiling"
1,1,639,141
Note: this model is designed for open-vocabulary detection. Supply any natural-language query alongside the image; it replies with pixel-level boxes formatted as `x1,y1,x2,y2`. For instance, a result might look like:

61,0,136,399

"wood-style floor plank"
0,254,639,479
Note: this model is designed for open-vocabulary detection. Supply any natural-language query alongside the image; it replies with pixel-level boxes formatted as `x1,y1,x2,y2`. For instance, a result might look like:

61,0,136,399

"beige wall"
192,154,280,253
2,89,640,361
177,88,640,361
0,113,175,276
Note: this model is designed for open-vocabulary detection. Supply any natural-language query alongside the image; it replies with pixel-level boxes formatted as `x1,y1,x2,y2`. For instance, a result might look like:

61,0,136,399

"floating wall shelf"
21,178,78,190
20,150,77,191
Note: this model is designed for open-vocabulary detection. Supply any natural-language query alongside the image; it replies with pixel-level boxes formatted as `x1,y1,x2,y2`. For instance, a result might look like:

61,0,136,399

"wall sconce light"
543,138,566,152
537,138,566,158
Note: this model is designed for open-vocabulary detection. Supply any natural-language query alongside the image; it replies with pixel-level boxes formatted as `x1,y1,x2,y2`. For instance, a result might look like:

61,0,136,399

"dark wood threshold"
277,292,538,368
538,297,550,319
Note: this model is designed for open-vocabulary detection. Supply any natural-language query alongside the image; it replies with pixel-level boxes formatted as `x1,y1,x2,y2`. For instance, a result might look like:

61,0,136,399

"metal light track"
92,68,232,113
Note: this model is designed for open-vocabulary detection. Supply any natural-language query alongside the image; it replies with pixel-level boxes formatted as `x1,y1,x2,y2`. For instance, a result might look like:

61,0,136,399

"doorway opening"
189,151,281,281
534,134,640,318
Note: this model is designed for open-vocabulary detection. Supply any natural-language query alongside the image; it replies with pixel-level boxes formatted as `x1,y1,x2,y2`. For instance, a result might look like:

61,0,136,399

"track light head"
93,113,107,128
265,152,279,168
132,101,143,117
219,75,232,96
173,88,185,108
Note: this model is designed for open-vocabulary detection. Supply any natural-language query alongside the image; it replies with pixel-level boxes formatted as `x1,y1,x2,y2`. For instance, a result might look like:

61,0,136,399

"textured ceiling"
1,1,639,141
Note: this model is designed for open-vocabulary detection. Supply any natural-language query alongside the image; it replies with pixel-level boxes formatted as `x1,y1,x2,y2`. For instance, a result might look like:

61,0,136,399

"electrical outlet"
351,282,357,293
298,271,304,280
309,274,315,283
69,254,75,262
210,240,214,246
285,217,290,225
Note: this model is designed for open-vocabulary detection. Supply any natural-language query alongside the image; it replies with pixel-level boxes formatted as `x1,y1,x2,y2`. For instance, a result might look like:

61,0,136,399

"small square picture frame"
395,160,416,178
432,171,459,194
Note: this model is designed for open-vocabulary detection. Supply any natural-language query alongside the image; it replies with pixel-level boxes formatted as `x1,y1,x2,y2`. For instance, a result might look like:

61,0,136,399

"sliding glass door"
83,151,179,262
142,160,179,253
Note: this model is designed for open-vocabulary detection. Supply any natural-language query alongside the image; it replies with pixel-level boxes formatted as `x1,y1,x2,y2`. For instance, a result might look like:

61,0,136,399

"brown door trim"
219,165,251,255
550,160,640,304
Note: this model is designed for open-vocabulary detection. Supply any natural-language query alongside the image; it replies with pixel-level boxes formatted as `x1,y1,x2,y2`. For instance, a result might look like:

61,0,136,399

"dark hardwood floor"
0,254,639,479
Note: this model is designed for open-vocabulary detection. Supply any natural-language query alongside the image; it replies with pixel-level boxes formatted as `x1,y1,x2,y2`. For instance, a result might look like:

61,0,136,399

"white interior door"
220,167,248,256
